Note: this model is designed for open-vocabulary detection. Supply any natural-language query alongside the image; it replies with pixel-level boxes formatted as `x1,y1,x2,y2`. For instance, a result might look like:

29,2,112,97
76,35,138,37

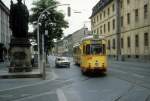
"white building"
0,1,11,49
72,27,90,46
54,27,91,56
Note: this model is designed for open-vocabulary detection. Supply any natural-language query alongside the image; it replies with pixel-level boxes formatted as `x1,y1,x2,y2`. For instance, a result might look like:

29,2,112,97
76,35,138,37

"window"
103,44,106,54
85,44,104,55
121,38,124,48
127,0,130,4
120,0,123,8
112,4,115,12
135,9,139,22
85,44,90,54
113,19,115,30
108,40,110,49
91,44,103,54
97,15,99,22
104,10,105,18
112,39,115,49
135,35,139,47
108,7,110,16
92,18,95,25
144,4,148,19
104,24,106,33
100,26,103,34
97,28,99,34
127,13,130,24
121,16,123,27
108,21,110,32
135,55,139,58
94,18,95,23
144,33,149,46
127,36,130,48
100,13,102,20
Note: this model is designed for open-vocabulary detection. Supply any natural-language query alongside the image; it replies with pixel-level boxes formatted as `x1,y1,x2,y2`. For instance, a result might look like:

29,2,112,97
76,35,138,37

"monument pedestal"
9,38,32,73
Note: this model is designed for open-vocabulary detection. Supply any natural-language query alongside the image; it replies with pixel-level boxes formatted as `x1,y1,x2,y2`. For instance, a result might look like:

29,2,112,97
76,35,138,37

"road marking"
0,94,13,98
109,68,127,74
56,89,68,101
14,91,55,101
0,67,59,92
0,74,56,92
132,73,145,78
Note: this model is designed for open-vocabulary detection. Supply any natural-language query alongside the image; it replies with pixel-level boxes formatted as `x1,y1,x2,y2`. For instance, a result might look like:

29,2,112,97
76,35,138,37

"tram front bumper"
83,67,107,73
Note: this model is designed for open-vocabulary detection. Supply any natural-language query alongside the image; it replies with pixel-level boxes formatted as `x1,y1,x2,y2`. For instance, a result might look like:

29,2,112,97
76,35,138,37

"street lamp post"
37,4,70,79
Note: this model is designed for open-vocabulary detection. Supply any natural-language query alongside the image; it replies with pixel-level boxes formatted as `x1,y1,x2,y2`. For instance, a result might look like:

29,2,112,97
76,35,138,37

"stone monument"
9,0,32,72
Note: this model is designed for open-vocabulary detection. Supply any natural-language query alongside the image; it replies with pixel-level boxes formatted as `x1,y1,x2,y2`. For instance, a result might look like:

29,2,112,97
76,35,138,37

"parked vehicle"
55,57,70,68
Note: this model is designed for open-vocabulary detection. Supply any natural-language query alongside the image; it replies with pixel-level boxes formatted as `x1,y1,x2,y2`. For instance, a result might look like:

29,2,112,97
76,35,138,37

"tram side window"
86,44,91,55
77,47,81,55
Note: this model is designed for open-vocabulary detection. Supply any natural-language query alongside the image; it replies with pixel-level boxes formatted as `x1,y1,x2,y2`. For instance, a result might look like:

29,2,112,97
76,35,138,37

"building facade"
54,27,91,56
63,34,73,57
91,0,150,62
72,27,90,45
0,1,11,50
54,40,64,56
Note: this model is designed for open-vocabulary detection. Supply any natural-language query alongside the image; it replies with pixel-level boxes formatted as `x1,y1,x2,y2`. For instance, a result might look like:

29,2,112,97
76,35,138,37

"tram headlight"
95,60,99,66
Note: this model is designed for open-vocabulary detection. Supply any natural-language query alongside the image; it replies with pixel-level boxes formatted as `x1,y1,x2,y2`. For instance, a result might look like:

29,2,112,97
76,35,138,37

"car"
55,57,70,68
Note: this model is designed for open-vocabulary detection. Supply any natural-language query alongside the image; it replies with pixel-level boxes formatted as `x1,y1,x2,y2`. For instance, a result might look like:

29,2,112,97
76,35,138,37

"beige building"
90,0,150,62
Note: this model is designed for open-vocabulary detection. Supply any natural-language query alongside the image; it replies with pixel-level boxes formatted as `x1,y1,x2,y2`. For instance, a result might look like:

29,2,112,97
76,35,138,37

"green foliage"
30,0,68,50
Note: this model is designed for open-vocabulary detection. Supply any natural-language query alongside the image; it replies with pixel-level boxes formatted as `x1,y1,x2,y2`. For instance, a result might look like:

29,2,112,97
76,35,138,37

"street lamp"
37,4,70,79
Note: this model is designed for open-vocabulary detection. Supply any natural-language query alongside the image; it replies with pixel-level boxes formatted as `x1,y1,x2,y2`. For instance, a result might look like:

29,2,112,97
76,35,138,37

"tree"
30,0,68,51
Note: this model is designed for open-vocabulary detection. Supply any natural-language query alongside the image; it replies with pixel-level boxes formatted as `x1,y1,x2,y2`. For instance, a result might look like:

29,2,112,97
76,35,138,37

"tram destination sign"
91,40,102,44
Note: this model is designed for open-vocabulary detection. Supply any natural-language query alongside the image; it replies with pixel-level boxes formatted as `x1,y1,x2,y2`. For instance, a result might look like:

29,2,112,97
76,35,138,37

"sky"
2,0,99,36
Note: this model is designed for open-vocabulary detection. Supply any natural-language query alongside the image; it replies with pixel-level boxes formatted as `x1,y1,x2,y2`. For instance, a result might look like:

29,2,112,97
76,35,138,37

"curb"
0,73,42,79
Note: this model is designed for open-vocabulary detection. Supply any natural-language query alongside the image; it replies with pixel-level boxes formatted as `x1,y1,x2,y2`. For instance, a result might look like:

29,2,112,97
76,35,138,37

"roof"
0,1,10,15
90,0,113,18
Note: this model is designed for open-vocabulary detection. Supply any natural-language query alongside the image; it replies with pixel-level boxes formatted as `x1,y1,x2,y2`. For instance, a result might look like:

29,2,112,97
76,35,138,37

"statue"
9,0,32,73
9,0,29,38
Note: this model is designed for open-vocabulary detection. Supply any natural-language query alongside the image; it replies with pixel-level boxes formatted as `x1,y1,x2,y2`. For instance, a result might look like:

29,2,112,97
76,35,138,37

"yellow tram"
73,35,107,74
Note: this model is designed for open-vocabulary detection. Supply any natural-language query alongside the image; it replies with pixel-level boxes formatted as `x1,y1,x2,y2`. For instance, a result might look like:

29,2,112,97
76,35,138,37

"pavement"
0,60,43,79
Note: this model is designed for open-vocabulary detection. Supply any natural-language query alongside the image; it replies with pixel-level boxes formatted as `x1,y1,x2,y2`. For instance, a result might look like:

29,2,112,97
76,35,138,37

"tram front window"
91,44,103,54
85,44,104,55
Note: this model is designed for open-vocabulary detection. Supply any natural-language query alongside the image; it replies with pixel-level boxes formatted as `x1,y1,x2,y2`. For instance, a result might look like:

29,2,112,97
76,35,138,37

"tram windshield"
85,44,105,55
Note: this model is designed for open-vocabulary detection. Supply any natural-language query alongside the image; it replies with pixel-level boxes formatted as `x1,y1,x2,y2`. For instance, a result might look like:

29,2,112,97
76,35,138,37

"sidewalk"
0,61,42,79
108,59,150,68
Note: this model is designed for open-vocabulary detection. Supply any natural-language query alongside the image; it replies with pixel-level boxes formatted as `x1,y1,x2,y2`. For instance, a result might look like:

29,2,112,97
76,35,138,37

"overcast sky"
2,0,99,36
